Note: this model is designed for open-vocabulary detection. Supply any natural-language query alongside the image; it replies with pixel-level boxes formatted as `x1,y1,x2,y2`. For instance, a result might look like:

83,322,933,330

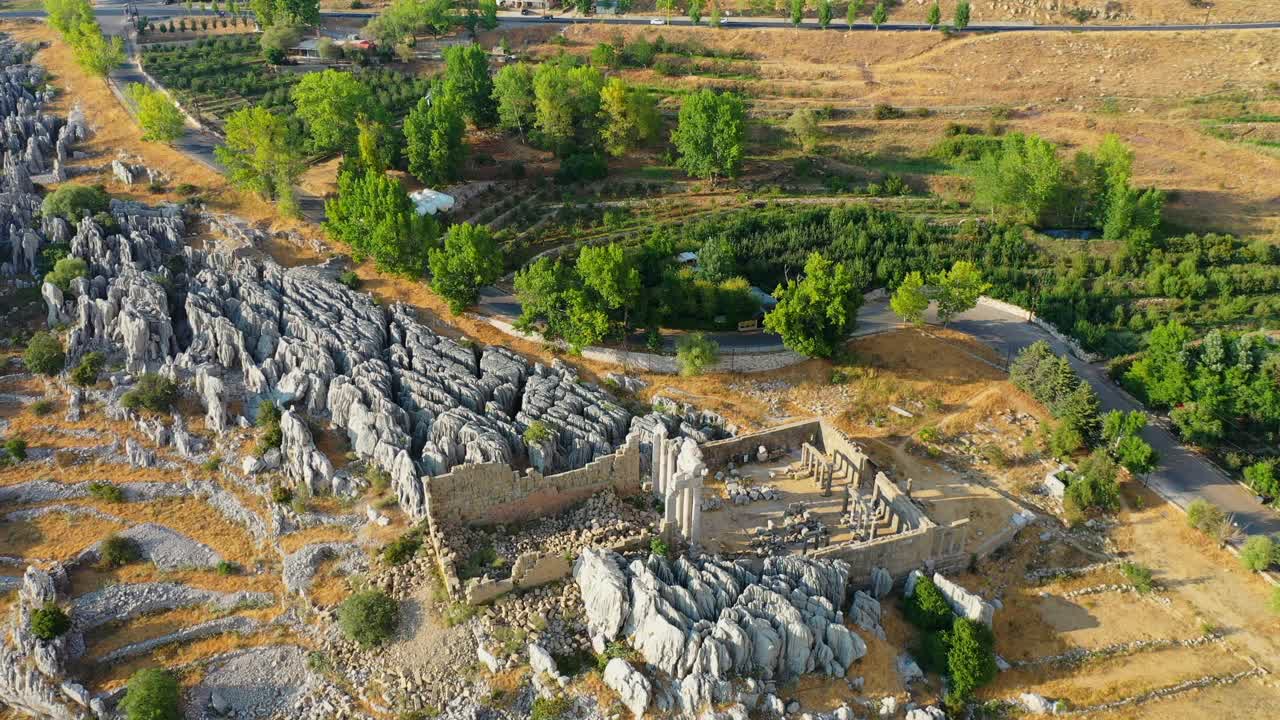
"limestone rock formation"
933,573,996,627
574,549,863,716
603,658,652,719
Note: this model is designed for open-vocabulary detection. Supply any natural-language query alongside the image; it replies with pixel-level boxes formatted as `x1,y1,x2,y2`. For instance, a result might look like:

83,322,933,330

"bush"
1239,535,1276,572
119,668,180,720
338,590,399,647
904,576,954,632
366,465,391,494
100,534,142,568
30,603,71,640
1063,450,1120,515
531,696,571,720
30,399,54,416
70,351,106,387
947,617,997,701
23,332,66,376
1244,460,1279,499
872,103,905,120
676,332,719,377
382,533,422,565
1186,498,1225,536
44,256,88,292
523,420,552,446
3,438,27,461
650,537,669,558
1120,561,1154,593
338,270,361,289
555,153,608,185
88,481,124,503
255,400,283,455
270,485,293,504
916,628,950,674
121,373,178,413
41,184,109,221
216,560,241,576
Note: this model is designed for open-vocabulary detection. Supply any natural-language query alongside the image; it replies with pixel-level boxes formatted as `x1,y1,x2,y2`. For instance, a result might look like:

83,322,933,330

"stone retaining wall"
425,435,643,527
700,418,824,468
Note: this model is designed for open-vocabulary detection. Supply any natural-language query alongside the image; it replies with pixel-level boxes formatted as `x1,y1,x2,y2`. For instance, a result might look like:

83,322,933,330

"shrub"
1063,450,1120,515
216,560,241,576
71,351,106,387
41,184,109,221
255,400,283,455
30,399,54,416
121,373,178,413
947,617,997,701
1120,561,1154,593
382,533,422,565
44,256,88,292
649,536,669,558
23,332,66,376
270,485,293,504
119,668,180,720
3,438,27,461
1186,499,1226,536
338,590,399,647
916,628,950,674
365,466,391,494
917,425,940,444
523,420,552,446
88,481,125,503
100,534,142,568
872,103,905,120
676,332,719,377
1244,460,1279,499
30,603,71,640
904,576,954,632
1239,535,1276,572
555,153,608,185
531,696,571,720
338,270,361,289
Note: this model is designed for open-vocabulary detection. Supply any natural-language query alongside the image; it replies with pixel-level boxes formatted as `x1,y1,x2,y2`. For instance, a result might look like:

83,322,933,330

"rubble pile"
574,549,865,717
489,489,654,561
748,503,830,556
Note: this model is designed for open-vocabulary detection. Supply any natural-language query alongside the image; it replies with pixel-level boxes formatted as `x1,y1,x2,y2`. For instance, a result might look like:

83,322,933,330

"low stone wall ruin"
699,419,824,469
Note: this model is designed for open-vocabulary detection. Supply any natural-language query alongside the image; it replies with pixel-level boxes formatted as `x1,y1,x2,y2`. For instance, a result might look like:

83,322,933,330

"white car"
650,18,666,25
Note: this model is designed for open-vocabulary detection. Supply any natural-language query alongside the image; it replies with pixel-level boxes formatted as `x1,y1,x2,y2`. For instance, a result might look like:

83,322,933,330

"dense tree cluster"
1009,341,1102,455
1123,321,1280,449
428,223,503,314
903,576,997,711
45,0,124,77
763,253,861,359
324,169,440,276
124,84,184,143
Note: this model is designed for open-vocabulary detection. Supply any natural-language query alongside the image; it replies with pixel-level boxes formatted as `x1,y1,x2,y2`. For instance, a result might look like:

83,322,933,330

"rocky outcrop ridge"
0,566,89,720
574,549,865,717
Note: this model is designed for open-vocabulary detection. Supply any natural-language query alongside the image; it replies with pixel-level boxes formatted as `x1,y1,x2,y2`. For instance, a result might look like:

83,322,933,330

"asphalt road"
5,3,1280,34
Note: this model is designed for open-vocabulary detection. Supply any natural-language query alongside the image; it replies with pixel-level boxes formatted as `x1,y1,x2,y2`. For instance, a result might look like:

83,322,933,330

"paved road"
5,4,1280,34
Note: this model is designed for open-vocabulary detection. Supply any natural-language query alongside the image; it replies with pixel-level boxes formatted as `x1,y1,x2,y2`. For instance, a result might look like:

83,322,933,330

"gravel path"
73,583,275,630
185,645,311,720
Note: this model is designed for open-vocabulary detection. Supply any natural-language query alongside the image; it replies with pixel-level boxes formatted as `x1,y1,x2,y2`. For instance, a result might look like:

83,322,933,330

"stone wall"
425,434,643,527
700,419,823,468
462,532,649,605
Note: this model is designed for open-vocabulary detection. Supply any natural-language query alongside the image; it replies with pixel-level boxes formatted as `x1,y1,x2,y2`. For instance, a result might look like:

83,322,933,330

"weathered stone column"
651,424,668,494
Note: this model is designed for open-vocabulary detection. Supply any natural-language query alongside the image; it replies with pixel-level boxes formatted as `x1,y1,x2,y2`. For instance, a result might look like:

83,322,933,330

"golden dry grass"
87,628,303,691
278,524,357,555
2,512,126,561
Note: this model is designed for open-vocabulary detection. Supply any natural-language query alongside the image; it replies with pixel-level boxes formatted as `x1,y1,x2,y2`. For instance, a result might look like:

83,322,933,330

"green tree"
41,184,108,220
1239,535,1275,572
30,603,71,640
847,0,864,28
904,576,954,632
492,62,537,138
785,108,822,153
339,590,399,648
1125,320,1194,409
125,84,184,143
24,332,65,376
70,351,106,387
404,92,466,186
443,43,497,128
215,106,304,206
676,333,719,376
709,1,722,26
926,1,941,28
259,21,303,64
479,0,499,29
1114,435,1157,475
324,169,441,275
291,70,379,153
671,89,746,181
514,257,611,351
598,77,659,157
121,374,178,413
929,260,990,326
355,118,396,174
428,223,503,314
1244,461,1279,499
44,256,88,292
954,0,971,29
1065,449,1121,515
789,0,804,26
579,242,641,330
119,668,180,720
534,62,604,154
890,271,929,325
971,132,1064,225
817,0,832,28
871,1,887,28
947,618,997,701
698,235,736,283
688,0,704,24
764,252,862,359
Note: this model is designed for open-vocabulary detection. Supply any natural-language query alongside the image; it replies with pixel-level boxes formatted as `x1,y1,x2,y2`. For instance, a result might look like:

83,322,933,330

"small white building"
410,189,455,216
675,251,698,266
